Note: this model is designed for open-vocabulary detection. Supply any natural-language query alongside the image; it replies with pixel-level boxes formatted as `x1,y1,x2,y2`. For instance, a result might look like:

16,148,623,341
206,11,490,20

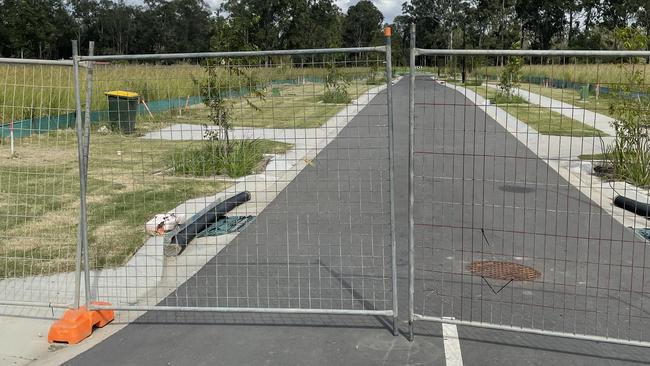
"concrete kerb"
443,79,650,231
0,80,392,365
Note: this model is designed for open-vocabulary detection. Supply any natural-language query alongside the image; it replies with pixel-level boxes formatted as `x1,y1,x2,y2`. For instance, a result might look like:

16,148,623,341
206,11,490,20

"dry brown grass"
474,63,650,86
0,63,379,123
0,126,230,278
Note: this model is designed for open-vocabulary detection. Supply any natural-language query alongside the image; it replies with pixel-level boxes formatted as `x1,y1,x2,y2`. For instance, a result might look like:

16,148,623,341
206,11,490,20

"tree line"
0,0,384,59
400,0,650,52
1,0,649,64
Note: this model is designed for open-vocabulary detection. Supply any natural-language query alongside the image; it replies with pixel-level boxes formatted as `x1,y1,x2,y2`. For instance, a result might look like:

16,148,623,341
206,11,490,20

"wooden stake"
141,98,154,119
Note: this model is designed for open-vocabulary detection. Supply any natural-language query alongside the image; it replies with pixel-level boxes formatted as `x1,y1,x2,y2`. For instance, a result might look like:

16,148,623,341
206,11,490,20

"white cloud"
369,0,403,22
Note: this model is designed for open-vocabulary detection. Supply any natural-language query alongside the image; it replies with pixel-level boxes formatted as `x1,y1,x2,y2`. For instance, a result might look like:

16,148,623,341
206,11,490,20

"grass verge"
580,151,650,188
171,139,291,178
578,153,609,161
175,82,374,128
1,69,369,277
461,85,605,137
515,83,616,118
0,119,290,277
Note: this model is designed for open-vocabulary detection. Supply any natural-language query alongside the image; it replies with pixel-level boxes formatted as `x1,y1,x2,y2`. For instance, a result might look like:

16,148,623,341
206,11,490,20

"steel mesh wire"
410,48,650,346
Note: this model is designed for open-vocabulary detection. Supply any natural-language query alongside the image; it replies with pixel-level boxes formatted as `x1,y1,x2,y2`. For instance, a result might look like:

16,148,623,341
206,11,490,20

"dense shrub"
170,140,265,178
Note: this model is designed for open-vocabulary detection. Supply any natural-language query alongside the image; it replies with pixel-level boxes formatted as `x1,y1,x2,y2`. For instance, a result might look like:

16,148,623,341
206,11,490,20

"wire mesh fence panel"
80,49,397,319
0,59,81,312
410,48,650,345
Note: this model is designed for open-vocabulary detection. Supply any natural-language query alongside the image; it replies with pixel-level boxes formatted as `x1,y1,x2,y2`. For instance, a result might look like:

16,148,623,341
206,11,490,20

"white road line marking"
442,323,464,366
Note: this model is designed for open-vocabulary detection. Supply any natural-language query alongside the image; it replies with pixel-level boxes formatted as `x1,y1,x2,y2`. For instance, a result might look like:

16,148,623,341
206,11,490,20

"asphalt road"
66,77,650,365
412,75,650,334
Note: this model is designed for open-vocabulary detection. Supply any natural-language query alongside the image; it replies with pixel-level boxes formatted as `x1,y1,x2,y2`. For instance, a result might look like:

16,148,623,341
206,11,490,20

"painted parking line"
442,322,464,366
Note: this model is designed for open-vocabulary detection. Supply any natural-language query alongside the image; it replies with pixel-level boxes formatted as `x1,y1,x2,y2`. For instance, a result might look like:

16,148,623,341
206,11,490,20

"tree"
0,0,74,58
210,9,258,52
391,15,411,65
283,0,343,49
606,27,650,187
601,0,638,30
304,0,343,48
401,0,477,51
2,0,649,60
222,0,294,51
342,0,384,47
71,0,142,55
565,0,581,47
515,0,566,49
497,42,523,99
634,0,650,50
212,0,342,62
141,0,213,53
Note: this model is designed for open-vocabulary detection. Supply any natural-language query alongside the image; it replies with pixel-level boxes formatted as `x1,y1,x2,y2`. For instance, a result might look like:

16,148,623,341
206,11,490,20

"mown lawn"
499,104,605,136
578,153,609,161
0,68,376,277
174,82,375,128
460,84,606,137
516,82,616,118
0,117,291,278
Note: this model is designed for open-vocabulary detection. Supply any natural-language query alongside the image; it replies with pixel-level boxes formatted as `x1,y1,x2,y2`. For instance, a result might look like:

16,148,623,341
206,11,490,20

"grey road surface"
412,77,650,340
66,77,650,366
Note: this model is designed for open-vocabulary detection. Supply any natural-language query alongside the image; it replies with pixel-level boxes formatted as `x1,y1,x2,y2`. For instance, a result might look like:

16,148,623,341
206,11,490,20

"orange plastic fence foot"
48,301,114,344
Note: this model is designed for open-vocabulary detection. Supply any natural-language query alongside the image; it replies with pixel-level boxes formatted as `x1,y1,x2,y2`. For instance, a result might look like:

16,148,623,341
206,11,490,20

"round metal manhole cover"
468,261,541,281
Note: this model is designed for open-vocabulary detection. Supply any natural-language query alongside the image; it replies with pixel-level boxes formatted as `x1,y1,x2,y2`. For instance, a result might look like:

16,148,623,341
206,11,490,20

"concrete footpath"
54,77,650,365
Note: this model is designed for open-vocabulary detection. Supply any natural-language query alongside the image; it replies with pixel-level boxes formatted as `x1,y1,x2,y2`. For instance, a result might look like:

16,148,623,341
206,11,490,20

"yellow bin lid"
105,90,139,98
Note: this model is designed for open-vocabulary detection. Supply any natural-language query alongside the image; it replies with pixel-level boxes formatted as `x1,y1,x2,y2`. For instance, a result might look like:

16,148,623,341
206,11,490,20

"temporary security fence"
69,34,400,333
5,26,650,350
0,56,81,311
408,23,650,347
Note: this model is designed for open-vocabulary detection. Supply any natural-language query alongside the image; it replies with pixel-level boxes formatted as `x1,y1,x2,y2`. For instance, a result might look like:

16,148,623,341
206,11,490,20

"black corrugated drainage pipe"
164,191,251,256
614,195,650,217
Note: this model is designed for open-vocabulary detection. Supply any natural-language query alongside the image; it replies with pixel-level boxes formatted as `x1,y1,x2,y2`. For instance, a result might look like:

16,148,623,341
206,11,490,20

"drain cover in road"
634,228,650,241
468,261,541,281
197,215,256,237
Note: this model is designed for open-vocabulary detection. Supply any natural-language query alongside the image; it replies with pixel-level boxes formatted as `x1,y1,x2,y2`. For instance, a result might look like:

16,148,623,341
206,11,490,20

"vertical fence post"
82,42,95,308
384,26,399,337
72,40,89,308
71,40,85,309
408,22,416,342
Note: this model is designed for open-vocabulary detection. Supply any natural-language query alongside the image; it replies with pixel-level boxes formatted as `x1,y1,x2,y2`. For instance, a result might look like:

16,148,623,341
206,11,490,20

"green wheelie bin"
105,91,139,134
579,85,590,101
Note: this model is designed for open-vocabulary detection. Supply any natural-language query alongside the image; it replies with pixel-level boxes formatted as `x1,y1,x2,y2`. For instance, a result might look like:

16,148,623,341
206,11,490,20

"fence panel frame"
72,43,399,331
0,53,85,311
407,23,650,347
